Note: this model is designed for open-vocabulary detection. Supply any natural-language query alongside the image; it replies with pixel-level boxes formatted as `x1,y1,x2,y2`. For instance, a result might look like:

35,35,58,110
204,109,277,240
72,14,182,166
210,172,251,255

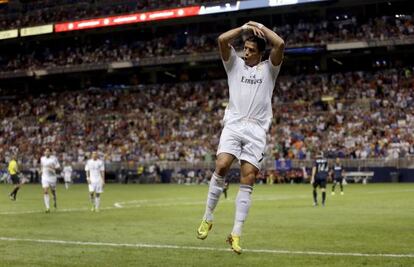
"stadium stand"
1,0,414,183
1,66,414,166
0,0,220,30
1,14,414,72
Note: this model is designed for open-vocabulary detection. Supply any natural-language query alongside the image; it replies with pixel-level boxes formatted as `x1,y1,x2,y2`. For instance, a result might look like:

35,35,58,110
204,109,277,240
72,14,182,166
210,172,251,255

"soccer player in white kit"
40,148,61,213
85,151,105,212
62,162,73,190
196,21,284,254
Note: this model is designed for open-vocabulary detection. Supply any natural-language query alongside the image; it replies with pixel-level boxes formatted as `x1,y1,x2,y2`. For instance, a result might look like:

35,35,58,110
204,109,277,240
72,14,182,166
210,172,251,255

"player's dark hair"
246,35,266,53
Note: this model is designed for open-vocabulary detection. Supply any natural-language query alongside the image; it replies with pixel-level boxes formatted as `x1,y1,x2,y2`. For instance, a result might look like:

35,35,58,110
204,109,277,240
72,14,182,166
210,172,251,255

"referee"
8,154,22,201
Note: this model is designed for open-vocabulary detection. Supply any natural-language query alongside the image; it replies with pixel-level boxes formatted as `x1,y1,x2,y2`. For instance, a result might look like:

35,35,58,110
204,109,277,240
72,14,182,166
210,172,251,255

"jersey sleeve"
222,46,241,73
85,161,89,171
99,161,105,172
266,57,282,81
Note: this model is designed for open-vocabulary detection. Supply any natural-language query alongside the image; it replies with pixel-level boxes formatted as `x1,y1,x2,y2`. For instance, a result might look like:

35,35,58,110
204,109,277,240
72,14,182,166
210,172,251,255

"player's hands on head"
242,22,265,38
246,21,264,29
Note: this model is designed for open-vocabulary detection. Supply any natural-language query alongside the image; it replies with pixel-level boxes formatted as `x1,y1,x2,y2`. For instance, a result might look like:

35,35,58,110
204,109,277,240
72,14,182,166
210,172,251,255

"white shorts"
217,121,267,170
88,182,104,193
42,178,57,189
64,176,71,182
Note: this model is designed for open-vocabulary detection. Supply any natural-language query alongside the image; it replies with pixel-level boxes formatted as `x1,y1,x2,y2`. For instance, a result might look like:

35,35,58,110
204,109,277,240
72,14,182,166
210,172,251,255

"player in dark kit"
331,157,344,195
311,152,329,206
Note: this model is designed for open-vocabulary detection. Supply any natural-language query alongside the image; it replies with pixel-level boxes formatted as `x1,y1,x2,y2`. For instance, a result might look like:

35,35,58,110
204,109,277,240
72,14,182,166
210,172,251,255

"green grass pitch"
0,183,413,267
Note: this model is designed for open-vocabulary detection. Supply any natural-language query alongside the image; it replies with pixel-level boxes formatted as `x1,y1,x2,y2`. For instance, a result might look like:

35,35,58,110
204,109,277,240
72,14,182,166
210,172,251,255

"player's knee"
215,160,231,176
240,173,255,186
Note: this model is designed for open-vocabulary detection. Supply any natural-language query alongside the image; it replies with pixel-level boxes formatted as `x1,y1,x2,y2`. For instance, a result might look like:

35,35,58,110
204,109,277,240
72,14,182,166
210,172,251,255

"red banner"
55,6,200,32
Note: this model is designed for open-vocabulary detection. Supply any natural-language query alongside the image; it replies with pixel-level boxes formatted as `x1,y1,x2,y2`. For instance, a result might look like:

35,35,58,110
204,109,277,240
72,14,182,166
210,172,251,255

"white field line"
0,236,413,258
113,195,309,208
0,195,308,215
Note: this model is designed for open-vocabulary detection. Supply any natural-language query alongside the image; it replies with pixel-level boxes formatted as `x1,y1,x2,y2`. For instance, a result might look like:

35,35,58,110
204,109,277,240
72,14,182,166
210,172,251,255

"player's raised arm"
218,23,265,61
245,21,284,66
218,27,242,61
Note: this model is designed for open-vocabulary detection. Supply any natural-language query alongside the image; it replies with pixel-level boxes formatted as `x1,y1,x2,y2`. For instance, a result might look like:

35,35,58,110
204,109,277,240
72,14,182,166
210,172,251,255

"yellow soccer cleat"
196,220,212,240
226,234,242,254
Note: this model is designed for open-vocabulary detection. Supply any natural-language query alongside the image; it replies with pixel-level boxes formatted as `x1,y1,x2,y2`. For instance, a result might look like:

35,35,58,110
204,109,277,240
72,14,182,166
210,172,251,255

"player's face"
44,149,50,157
243,41,262,67
336,158,340,164
92,152,98,160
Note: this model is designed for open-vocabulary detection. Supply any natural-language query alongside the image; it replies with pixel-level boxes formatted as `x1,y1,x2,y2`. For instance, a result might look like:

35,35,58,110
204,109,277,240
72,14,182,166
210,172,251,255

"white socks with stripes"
203,173,225,222
95,195,100,210
44,194,50,209
231,184,253,236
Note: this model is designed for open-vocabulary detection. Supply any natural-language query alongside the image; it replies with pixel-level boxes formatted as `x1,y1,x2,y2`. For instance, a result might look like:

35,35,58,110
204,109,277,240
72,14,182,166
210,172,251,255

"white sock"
44,194,50,209
65,183,69,189
203,173,225,222
95,196,100,209
231,185,253,236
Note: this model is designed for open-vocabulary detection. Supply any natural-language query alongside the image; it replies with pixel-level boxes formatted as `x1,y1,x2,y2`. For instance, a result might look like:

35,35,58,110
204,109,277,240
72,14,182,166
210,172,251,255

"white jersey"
62,166,73,180
222,47,281,132
85,159,105,183
41,156,60,181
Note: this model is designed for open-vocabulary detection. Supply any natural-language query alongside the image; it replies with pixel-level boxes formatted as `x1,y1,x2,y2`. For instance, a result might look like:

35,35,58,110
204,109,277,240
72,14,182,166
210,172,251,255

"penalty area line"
0,237,413,258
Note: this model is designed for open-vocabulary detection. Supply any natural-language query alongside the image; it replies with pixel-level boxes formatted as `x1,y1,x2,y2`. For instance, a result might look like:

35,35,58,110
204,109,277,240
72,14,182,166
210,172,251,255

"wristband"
241,24,248,31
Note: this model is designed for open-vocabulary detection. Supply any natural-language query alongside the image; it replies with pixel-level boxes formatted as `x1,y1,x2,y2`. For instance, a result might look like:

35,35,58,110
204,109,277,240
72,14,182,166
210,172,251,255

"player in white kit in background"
62,161,73,190
40,148,61,213
85,151,105,212
196,21,284,254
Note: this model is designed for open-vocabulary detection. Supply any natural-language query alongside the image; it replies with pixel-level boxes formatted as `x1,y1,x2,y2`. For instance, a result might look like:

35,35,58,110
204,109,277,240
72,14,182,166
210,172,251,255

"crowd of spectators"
270,67,414,160
0,32,219,72
1,66,414,166
277,14,414,45
0,0,219,30
0,80,226,166
1,14,413,73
